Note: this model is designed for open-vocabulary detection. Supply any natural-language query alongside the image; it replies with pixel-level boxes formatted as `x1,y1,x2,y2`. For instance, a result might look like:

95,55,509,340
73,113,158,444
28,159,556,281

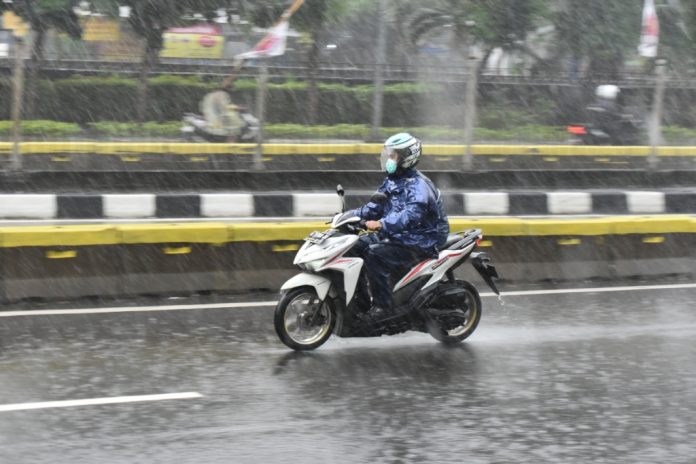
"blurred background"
0,0,693,146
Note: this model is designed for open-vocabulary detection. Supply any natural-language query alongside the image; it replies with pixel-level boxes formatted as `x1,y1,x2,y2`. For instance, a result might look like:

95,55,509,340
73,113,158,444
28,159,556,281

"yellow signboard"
83,18,120,42
2,12,29,37
161,24,224,59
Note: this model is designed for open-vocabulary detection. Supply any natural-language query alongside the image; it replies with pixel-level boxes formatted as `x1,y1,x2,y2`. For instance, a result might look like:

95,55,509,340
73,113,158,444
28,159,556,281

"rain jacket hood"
350,169,449,255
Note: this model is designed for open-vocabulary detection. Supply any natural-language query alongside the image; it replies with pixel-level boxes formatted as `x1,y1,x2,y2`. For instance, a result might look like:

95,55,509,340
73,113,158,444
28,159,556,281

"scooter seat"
443,234,463,249
444,229,480,250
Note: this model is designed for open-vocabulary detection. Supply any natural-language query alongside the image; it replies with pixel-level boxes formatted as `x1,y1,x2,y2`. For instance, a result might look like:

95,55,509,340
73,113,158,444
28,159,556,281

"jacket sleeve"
380,182,428,234
348,182,388,220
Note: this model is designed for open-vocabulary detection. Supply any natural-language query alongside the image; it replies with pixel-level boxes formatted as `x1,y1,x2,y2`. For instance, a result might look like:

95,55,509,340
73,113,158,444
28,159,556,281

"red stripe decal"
401,259,433,285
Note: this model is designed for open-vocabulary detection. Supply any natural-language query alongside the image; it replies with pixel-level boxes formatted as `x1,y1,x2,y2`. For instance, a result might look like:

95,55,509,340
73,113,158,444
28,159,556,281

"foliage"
0,120,569,142
6,119,696,144
0,75,577,127
400,0,548,58
552,0,641,77
11,0,82,38
0,120,82,137
86,121,183,137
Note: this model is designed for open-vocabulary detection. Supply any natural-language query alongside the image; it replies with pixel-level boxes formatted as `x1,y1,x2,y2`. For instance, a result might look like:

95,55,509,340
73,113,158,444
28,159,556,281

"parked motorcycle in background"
567,84,644,145
274,185,500,351
181,90,259,143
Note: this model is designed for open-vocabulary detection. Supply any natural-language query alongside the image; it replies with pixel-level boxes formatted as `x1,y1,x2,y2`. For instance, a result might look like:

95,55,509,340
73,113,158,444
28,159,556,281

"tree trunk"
137,42,158,122
306,32,320,125
25,27,45,120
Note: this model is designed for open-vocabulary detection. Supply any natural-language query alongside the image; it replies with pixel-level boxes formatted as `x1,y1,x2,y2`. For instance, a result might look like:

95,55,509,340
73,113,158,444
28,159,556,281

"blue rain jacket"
350,169,449,256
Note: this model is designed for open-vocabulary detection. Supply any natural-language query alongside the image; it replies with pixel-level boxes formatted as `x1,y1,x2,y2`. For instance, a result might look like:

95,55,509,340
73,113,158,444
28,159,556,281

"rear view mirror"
336,184,346,212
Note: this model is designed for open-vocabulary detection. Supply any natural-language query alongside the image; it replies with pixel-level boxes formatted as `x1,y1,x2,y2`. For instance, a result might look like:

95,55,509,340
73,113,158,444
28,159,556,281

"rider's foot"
364,305,395,321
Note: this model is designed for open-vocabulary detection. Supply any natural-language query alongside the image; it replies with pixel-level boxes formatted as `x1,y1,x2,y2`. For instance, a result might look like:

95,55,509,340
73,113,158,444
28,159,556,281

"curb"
1,191,696,219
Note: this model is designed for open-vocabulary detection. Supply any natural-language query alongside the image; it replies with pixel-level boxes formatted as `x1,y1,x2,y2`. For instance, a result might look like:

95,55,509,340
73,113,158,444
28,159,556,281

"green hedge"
0,120,82,137
4,120,696,144
0,75,552,127
0,120,575,143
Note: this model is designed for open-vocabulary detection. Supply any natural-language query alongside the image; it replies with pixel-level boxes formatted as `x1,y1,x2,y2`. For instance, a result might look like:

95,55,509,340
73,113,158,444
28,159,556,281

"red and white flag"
235,0,304,61
235,19,290,60
638,0,659,58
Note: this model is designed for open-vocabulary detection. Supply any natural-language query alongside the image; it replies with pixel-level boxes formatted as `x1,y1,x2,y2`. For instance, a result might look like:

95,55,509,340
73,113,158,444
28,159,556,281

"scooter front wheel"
274,287,335,351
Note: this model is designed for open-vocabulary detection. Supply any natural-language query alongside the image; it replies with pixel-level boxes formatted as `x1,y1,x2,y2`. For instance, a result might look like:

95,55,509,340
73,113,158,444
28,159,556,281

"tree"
11,0,82,118
248,0,368,124
120,0,228,121
400,0,548,74
552,0,641,80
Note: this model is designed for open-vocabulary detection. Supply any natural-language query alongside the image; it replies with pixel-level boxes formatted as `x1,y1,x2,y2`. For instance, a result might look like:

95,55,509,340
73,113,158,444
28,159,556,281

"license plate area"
305,231,330,244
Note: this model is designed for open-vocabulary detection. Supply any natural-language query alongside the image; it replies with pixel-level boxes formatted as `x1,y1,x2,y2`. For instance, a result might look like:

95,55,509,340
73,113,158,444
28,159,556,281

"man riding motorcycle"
347,133,450,323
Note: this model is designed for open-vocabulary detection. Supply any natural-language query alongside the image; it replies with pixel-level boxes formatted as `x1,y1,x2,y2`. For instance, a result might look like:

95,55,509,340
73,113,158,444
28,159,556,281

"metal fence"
2,57,693,89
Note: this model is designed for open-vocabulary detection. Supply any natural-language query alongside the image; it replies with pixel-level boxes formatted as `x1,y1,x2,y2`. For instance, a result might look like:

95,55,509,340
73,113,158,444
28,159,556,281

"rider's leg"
364,243,424,313
345,234,380,311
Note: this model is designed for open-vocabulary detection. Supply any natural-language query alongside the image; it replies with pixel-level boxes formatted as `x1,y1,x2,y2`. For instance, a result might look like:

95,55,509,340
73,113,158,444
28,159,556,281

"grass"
1,120,696,144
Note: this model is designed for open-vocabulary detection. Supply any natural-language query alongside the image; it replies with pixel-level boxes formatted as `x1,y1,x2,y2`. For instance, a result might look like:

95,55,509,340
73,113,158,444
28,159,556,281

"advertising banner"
1,12,29,38
161,24,224,59
83,18,120,42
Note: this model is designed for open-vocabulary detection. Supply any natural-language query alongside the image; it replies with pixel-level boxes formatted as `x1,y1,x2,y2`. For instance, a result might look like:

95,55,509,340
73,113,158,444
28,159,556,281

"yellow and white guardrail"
1,142,696,157
1,216,696,247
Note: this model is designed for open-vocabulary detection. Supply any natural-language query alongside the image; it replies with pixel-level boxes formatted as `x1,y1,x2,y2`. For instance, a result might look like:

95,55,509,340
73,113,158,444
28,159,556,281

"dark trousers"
349,234,431,309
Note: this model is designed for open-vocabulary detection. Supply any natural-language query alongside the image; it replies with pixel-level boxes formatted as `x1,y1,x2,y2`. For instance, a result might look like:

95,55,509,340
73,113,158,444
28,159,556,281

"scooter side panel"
321,257,364,304
280,272,332,301
393,243,476,292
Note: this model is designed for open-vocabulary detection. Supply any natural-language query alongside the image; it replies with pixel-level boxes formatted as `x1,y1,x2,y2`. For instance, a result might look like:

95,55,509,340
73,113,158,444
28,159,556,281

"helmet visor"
380,147,399,171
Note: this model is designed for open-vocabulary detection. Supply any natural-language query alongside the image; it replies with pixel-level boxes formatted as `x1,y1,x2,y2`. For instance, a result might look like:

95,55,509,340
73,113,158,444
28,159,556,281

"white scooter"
180,90,259,143
274,185,500,351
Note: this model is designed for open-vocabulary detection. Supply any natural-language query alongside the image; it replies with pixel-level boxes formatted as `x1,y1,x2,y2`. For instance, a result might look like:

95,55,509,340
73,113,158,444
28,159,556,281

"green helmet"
380,132,422,172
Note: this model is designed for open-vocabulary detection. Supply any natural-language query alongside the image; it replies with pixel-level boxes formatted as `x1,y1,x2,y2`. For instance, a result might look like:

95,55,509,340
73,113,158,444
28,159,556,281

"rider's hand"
365,220,382,231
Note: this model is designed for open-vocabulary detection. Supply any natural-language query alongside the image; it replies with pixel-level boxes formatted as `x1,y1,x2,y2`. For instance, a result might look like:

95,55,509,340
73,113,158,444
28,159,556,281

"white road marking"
0,392,203,413
0,301,274,317
481,282,696,297
1,283,696,318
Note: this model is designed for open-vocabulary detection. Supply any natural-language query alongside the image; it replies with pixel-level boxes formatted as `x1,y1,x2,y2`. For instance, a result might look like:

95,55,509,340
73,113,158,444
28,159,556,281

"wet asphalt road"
1,283,696,464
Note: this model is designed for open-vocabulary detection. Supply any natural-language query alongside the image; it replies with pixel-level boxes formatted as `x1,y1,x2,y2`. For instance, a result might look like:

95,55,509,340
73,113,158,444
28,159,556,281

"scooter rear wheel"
274,287,335,351
427,281,482,345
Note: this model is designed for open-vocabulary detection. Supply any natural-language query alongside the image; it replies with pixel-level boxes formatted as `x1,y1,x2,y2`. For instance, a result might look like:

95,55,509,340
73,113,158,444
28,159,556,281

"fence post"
253,63,268,171
462,21,477,172
648,59,666,170
370,0,388,142
10,36,27,172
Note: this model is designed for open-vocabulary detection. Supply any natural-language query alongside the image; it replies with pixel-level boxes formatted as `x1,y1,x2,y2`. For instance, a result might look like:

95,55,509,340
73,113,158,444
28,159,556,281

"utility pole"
648,59,666,170
370,0,388,142
462,20,477,171
10,35,27,172
253,62,268,171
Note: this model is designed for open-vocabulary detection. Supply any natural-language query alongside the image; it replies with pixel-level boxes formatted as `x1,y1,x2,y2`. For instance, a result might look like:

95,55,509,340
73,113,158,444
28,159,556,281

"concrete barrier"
1,142,695,157
2,142,696,172
0,217,695,304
